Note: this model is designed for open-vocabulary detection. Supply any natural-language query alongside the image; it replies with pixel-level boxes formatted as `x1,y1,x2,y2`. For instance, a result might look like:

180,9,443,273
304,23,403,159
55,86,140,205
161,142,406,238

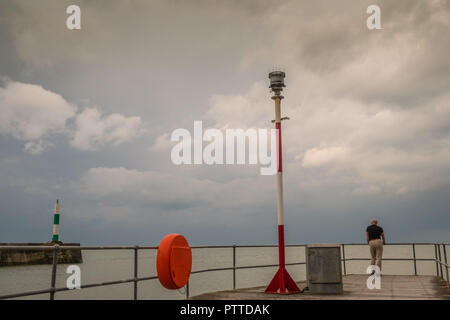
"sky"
0,0,449,245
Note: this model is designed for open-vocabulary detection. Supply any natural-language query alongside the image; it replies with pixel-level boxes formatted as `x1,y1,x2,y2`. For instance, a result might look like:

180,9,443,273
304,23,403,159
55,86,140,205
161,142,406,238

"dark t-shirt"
366,225,384,240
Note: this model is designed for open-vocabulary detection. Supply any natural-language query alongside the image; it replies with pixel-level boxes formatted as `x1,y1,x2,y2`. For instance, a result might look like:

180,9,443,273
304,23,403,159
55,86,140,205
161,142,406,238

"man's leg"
369,240,376,266
376,240,383,270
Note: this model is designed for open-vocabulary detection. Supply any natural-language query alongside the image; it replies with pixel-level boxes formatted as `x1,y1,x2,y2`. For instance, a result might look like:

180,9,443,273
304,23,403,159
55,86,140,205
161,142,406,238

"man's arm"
366,232,370,244
381,232,386,245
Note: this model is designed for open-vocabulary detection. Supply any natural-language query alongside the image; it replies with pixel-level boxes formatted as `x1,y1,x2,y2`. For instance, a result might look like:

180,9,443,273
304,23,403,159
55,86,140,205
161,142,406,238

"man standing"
366,219,386,271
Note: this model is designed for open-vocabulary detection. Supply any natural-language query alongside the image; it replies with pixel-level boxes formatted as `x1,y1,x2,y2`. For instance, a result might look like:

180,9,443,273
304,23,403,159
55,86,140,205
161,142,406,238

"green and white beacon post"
52,199,60,242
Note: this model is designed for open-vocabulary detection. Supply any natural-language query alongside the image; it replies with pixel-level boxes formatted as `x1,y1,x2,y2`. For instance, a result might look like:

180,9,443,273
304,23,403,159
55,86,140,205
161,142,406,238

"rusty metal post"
134,246,138,300
50,244,59,300
233,245,236,290
438,244,443,279
443,244,449,284
435,244,439,277
342,244,347,276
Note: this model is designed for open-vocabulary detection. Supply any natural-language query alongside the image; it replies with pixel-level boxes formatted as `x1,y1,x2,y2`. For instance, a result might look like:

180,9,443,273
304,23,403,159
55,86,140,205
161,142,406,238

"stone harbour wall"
0,243,82,266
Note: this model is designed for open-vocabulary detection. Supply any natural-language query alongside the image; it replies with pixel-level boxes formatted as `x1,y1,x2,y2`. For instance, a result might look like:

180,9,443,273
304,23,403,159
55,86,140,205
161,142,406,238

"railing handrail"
0,242,447,251
0,242,448,300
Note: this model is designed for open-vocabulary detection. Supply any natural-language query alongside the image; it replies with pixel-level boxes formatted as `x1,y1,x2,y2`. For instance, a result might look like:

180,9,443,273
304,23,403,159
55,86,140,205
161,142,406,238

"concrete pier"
191,275,450,300
0,243,82,266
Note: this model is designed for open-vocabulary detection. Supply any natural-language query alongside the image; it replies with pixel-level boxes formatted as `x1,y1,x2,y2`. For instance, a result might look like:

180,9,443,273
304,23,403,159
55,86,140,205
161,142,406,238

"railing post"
232,245,236,290
342,244,347,276
412,243,417,276
186,281,189,299
443,244,449,285
50,244,59,300
133,246,138,300
435,243,439,277
438,244,443,279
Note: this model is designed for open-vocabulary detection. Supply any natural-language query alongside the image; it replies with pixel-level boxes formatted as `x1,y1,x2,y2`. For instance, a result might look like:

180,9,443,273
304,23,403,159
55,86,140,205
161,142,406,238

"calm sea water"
0,244,441,299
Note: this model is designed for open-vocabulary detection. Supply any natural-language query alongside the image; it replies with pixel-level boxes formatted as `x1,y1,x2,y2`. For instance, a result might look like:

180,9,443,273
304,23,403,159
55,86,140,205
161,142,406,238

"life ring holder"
156,233,192,289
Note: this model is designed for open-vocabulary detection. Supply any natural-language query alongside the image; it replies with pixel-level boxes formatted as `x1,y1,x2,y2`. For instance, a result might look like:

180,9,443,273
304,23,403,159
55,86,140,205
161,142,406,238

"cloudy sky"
0,0,449,245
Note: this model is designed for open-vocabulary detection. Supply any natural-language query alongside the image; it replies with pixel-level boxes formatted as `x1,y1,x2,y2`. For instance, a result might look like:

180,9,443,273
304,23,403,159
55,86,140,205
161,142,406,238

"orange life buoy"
156,233,192,289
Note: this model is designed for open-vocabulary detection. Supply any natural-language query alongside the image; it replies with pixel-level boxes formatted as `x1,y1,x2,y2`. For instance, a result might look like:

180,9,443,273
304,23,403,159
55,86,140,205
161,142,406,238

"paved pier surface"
191,275,450,300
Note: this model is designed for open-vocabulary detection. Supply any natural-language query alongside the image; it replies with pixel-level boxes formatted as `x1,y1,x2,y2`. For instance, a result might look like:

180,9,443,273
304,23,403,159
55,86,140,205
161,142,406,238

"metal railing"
340,243,449,281
0,242,448,300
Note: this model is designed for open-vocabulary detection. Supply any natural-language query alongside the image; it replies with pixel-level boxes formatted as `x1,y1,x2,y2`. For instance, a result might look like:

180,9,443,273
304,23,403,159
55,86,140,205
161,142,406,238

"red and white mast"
265,71,300,294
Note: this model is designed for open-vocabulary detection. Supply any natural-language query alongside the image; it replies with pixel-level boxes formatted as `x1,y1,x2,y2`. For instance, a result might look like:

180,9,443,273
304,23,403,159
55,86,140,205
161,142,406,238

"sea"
0,244,442,299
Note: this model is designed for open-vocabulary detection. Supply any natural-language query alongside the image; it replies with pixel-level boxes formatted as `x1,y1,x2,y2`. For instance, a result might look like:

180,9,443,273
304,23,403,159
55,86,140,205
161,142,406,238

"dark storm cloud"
0,0,449,245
